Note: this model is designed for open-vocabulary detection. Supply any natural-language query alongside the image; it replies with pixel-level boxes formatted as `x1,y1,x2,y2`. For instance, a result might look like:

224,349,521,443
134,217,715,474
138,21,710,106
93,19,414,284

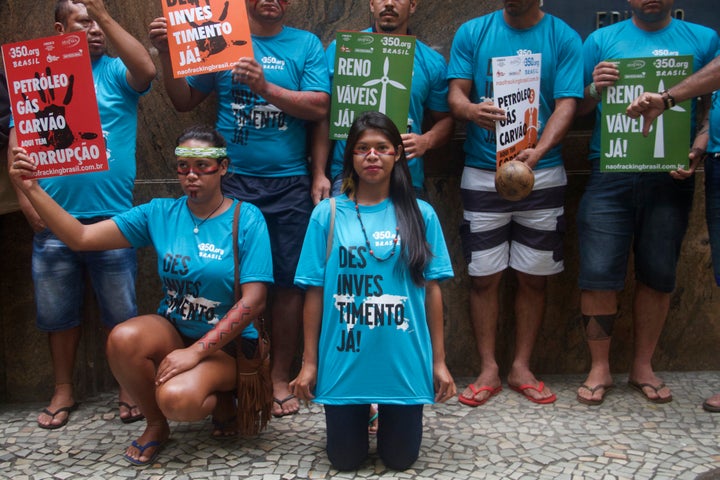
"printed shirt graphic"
447,11,583,171
295,195,453,405
188,26,330,178
327,30,449,189
583,18,719,163
113,198,274,339
38,55,146,218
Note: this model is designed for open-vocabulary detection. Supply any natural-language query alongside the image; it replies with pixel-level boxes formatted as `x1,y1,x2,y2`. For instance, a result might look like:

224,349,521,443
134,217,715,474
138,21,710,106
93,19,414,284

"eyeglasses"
352,146,397,158
176,161,221,176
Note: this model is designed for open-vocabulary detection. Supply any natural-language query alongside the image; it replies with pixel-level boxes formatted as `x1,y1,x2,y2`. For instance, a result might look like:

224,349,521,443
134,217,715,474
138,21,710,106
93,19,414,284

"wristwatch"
588,82,601,101
661,89,676,110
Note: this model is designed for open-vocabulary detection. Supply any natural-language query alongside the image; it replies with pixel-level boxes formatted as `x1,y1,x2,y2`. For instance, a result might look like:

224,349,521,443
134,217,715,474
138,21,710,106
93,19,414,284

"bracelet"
588,82,601,101
661,89,676,110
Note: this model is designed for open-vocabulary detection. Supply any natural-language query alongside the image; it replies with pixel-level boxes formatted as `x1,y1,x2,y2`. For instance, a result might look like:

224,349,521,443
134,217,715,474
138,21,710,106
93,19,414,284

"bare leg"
507,272,554,401
106,315,179,464
37,328,81,428
104,326,142,422
269,286,303,416
629,282,672,401
577,290,616,403
459,273,503,404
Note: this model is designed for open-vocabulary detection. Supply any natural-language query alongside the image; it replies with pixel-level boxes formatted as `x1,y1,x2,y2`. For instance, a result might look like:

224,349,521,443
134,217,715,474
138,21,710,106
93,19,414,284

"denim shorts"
577,167,694,293
222,174,312,288
32,227,138,332
706,154,720,286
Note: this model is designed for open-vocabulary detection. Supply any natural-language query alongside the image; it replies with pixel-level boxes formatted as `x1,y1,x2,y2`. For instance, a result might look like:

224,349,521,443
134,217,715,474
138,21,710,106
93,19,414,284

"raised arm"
148,17,210,111
9,146,130,250
78,0,155,92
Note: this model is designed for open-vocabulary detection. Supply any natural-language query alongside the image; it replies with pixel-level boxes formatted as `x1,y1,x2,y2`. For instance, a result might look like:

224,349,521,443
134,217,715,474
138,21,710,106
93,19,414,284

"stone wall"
0,0,718,402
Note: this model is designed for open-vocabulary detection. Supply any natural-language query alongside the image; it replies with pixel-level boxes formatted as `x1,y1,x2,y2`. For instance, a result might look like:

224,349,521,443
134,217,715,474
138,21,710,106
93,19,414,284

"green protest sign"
601,55,692,172
330,31,416,140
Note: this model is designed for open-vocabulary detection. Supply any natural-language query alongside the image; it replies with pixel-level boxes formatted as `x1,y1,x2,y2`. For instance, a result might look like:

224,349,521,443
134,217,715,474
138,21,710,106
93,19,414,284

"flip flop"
272,394,299,418
211,416,238,439
118,401,145,424
124,439,164,467
627,380,673,404
576,384,614,406
509,381,557,404
702,400,720,413
458,384,502,407
368,405,379,435
37,402,79,430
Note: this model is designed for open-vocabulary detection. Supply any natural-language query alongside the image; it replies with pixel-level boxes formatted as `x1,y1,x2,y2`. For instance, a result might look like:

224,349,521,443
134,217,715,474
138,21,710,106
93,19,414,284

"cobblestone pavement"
1,372,719,479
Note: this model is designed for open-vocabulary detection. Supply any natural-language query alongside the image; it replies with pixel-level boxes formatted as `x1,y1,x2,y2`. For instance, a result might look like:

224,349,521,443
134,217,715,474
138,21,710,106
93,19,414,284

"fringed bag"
232,202,273,436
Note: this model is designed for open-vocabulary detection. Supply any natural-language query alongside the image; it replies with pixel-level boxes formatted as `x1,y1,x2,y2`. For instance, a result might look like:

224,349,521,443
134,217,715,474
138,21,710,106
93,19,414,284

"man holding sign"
149,0,330,418
448,0,582,406
574,0,717,405
7,0,155,429
325,0,454,197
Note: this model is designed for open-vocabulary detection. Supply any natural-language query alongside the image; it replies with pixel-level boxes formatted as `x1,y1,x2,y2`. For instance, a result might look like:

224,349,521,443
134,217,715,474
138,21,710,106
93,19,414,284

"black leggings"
324,403,424,471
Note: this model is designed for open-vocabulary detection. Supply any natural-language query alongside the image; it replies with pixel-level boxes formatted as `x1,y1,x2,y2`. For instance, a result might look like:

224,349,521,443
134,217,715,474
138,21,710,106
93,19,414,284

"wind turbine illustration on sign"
362,57,406,114
653,78,686,158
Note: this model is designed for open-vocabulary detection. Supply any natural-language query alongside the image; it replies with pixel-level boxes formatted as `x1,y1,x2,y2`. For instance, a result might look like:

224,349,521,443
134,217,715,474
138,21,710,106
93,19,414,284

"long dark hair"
341,111,431,286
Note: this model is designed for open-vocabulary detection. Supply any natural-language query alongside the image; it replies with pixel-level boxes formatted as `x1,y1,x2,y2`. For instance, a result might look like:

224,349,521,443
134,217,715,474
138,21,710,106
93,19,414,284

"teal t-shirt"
447,11,583,170
113,198,274,339
188,26,330,177
294,195,453,404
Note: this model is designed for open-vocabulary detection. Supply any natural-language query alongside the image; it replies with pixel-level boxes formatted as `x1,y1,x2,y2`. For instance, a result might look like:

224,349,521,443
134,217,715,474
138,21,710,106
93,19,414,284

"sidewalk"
1,372,719,479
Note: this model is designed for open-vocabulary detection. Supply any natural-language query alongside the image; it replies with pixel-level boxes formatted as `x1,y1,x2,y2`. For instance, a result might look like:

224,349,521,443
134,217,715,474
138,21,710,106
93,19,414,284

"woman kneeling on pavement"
10,125,273,466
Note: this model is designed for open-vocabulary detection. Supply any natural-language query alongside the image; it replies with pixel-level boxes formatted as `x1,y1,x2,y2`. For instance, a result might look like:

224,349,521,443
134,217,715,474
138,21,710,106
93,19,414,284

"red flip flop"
509,381,557,404
458,384,502,407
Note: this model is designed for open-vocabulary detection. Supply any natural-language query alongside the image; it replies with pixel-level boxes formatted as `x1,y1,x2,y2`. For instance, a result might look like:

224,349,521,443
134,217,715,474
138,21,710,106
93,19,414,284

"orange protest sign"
162,0,253,78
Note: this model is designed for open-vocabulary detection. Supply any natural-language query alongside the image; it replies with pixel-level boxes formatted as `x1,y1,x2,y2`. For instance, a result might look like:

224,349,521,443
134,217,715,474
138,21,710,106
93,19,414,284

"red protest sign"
162,0,253,78
2,31,107,179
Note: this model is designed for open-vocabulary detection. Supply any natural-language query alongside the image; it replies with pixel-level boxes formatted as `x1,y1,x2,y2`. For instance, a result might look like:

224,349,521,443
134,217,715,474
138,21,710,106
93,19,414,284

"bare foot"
38,383,77,429
211,391,237,438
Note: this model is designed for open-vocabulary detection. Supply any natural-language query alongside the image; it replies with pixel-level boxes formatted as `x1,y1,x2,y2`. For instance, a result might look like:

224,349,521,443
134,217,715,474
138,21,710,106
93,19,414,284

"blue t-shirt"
113,198,274,340
583,18,719,161
709,90,720,154
38,55,147,218
447,10,583,170
326,30,449,189
706,50,720,154
188,26,330,178
294,195,453,405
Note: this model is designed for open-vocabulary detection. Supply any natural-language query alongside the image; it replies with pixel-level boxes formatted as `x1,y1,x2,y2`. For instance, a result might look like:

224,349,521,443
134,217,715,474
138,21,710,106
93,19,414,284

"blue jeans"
324,404,423,471
578,168,693,293
32,228,138,331
706,154,720,286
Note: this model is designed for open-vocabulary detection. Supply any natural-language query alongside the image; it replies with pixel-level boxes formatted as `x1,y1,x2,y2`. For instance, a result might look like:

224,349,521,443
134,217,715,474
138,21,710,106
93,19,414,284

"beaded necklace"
354,198,399,262
188,197,225,234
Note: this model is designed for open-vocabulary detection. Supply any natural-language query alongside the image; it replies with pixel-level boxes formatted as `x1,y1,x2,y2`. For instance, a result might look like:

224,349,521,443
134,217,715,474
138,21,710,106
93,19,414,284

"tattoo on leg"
583,313,616,340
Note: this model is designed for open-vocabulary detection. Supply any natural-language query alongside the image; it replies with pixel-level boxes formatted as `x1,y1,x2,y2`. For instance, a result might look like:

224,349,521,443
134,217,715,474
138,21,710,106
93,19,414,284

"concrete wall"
0,0,718,403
